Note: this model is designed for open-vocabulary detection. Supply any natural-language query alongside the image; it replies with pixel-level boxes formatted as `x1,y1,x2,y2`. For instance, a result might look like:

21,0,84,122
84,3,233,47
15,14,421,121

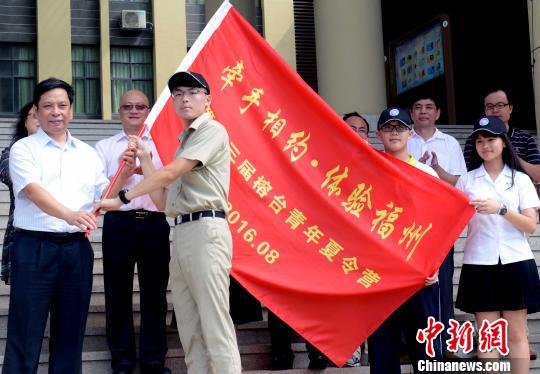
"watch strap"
118,189,131,204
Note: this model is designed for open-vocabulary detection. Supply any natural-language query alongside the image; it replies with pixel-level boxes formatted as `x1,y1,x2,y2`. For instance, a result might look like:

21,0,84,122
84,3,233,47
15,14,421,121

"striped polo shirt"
463,127,540,172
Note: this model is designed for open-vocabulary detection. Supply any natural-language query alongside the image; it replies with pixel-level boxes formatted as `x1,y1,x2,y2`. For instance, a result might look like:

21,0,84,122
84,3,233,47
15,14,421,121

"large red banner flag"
144,0,474,366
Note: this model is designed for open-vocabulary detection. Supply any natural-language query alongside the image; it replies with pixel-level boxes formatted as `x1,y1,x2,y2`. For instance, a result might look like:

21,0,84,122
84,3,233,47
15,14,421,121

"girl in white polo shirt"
455,116,540,373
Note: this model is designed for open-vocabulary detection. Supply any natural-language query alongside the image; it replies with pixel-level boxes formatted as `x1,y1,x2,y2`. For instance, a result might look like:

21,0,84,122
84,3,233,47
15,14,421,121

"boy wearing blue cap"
367,107,443,374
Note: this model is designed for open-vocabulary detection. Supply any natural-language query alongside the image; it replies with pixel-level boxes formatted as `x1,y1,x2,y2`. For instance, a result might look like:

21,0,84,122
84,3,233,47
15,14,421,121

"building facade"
0,0,538,135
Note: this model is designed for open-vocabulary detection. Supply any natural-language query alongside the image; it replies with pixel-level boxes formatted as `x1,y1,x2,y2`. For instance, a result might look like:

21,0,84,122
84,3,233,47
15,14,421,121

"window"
110,47,153,113
186,0,205,49
0,44,35,115
72,45,101,117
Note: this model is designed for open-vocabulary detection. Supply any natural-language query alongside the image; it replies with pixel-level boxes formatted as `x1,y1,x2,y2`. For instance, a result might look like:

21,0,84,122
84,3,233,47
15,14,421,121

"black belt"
16,229,86,243
174,210,226,225
108,210,165,219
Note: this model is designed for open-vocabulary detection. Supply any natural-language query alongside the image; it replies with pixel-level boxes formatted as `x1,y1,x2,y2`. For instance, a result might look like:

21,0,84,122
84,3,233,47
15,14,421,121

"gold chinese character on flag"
239,88,264,114
237,160,256,181
283,131,311,162
263,109,287,138
285,208,307,229
229,141,240,164
221,60,244,90
371,202,403,239
399,222,433,261
321,165,349,197
342,257,359,274
342,183,373,217
252,176,272,197
356,268,380,288
319,239,343,262
268,195,286,214
303,225,324,244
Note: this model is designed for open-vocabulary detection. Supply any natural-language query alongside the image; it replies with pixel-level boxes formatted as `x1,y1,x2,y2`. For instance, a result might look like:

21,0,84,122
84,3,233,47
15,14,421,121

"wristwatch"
118,189,131,204
497,203,508,216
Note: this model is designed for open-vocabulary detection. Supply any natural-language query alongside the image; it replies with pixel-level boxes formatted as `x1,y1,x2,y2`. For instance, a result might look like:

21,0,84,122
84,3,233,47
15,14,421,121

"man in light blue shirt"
3,78,109,374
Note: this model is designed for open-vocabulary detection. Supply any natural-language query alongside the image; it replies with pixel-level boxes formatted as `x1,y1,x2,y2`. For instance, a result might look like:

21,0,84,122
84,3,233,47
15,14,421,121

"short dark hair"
33,77,74,106
11,102,34,145
483,87,512,105
343,111,370,132
410,95,440,109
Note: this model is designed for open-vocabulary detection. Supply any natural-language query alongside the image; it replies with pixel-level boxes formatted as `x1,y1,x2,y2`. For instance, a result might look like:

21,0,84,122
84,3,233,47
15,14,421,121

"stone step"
0,343,312,373
0,314,273,355
1,341,538,374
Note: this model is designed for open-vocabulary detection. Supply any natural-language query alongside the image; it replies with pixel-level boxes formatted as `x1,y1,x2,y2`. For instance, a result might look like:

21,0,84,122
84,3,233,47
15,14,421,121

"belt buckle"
135,211,148,219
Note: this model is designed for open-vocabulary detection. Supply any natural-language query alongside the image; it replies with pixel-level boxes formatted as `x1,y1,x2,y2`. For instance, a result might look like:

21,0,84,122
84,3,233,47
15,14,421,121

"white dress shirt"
456,165,540,265
94,129,163,212
10,128,109,233
408,128,467,176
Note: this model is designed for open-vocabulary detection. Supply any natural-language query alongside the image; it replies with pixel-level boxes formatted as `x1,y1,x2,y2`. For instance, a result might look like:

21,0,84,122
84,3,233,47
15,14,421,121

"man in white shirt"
407,95,467,359
3,78,109,373
94,90,171,374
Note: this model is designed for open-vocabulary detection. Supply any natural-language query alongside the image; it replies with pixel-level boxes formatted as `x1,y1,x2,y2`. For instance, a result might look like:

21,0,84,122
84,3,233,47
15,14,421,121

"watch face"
499,206,508,215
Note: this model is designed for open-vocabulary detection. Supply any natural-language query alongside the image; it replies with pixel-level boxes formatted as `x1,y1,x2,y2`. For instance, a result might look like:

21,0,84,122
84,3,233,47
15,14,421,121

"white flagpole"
145,0,233,130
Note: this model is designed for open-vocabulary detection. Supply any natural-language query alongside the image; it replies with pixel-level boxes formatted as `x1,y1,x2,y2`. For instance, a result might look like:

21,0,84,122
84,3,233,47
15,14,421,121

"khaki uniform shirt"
165,112,230,216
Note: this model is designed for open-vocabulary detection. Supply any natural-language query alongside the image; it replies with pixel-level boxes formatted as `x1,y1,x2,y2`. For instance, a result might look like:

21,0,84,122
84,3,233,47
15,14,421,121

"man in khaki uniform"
97,71,241,374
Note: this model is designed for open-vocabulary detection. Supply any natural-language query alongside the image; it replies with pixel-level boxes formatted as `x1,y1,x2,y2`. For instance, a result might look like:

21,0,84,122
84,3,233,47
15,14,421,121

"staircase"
0,118,537,373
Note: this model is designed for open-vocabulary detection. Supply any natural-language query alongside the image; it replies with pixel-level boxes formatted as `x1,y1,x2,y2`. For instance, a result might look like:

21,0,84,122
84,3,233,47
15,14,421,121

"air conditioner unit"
121,10,146,29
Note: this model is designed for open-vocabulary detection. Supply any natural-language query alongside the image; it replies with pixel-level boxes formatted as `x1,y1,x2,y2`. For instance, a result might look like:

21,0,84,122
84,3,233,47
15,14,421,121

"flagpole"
88,0,233,236
144,0,233,131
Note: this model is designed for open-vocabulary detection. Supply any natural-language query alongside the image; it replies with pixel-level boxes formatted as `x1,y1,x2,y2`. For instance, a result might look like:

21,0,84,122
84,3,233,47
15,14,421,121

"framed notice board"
388,15,456,124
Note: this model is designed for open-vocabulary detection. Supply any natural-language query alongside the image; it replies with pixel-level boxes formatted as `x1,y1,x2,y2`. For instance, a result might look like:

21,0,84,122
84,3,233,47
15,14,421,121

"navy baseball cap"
472,116,507,135
377,107,412,130
168,71,210,94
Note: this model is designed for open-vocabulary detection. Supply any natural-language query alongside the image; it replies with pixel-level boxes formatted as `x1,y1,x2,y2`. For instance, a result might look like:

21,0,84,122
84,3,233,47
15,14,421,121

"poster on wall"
394,22,444,95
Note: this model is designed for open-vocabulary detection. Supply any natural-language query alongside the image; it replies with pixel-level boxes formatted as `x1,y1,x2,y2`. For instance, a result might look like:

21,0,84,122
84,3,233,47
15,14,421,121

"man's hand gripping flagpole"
85,124,148,237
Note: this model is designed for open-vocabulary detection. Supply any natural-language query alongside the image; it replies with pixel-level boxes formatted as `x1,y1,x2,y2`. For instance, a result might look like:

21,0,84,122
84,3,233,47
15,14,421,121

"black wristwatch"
497,203,508,216
118,189,131,204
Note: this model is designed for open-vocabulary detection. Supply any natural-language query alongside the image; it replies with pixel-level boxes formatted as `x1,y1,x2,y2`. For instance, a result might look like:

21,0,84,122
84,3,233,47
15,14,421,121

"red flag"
145,1,474,366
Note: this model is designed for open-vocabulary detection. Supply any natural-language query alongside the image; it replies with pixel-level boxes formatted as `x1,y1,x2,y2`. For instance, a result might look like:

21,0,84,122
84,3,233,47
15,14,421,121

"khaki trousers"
170,217,241,374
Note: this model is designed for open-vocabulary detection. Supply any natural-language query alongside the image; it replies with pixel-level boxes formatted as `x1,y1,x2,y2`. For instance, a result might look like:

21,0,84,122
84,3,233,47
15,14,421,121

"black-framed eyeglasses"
349,125,368,134
484,102,509,111
380,124,409,133
120,104,149,111
172,89,208,99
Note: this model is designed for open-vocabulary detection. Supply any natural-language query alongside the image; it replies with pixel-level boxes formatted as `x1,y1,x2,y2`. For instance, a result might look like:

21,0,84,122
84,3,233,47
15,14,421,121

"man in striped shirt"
463,88,540,182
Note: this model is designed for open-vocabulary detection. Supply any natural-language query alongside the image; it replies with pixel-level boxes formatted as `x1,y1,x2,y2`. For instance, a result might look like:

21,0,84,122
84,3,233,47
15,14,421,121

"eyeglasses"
380,124,410,133
349,125,368,134
172,89,208,99
484,102,509,111
120,104,149,111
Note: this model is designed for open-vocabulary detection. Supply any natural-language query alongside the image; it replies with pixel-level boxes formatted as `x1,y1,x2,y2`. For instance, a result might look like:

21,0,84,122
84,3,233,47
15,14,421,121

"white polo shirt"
408,128,467,176
10,128,109,233
455,164,540,265
95,129,163,212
